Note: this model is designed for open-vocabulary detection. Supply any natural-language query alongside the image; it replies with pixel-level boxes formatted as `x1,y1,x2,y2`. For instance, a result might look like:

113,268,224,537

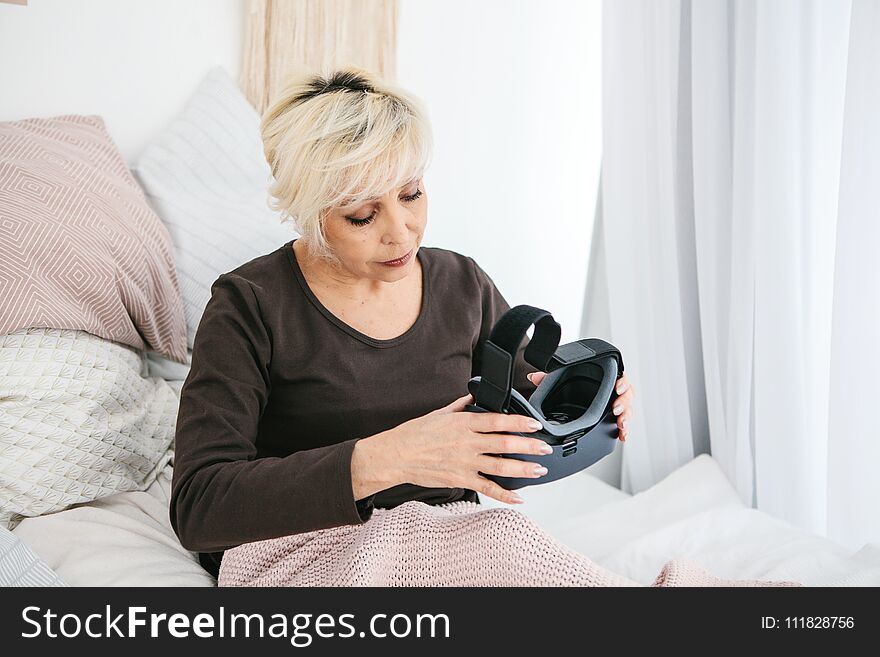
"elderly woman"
170,68,635,580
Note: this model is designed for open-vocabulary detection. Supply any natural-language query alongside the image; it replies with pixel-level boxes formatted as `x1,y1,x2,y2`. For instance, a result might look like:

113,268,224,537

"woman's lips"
380,249,413,266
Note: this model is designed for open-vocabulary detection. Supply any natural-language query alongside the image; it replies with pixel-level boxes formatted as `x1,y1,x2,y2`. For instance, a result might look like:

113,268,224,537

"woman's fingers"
477,454,549,481
613,398,633,420
612,377,634,418
613,375,634,442
474,431,553,457
615,403,632,441
471,476,526,505
613,384,634,408
465,410,543,436
429,393,474,415
615,402,630,441
447,392,474,412
527,371,546,386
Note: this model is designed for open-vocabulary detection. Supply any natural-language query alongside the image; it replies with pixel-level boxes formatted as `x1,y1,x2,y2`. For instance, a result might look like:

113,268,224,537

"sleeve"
169,273,375,554
468,258,539,400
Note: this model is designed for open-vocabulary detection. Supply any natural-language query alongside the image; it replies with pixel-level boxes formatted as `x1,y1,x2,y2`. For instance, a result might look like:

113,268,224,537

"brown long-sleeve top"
169,239,537,577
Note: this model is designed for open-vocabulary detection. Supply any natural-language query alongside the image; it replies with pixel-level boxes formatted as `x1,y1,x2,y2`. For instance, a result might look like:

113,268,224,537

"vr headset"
466,305,625,490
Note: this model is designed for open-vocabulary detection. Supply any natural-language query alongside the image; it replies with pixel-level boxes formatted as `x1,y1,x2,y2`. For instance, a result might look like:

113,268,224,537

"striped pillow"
132,67,296,348
0,527,67,587
0,114,188,363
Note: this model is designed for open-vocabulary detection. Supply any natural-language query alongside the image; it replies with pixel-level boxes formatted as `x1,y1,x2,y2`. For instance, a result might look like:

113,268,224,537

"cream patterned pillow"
0,328,178,530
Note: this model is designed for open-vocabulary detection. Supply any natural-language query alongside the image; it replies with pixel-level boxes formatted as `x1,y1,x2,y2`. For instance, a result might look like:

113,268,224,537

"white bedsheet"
532,455,880,586
11,456,214,587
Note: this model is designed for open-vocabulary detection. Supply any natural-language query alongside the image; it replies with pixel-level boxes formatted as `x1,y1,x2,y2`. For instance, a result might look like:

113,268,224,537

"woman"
169,67,635,580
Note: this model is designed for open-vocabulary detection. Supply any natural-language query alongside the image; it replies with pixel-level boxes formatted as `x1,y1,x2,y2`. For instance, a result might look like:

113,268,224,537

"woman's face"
321,176,427,284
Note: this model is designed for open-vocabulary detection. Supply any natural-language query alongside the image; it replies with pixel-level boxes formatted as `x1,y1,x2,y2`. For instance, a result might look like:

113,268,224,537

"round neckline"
284,238,430,349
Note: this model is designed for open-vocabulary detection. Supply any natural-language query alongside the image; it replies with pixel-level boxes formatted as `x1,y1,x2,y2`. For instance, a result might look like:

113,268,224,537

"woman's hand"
375,393,553,505
527,371,635,442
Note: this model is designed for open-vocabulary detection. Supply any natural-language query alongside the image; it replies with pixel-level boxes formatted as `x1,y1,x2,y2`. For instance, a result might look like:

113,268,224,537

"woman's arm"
350,431,403,500
169,273,390,553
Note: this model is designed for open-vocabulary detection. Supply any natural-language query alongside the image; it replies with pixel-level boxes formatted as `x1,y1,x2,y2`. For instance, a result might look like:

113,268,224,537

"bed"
2,67,879,588
10,351,880,587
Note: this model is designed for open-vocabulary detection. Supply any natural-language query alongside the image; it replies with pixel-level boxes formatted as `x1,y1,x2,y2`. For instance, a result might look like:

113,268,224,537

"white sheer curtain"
827,0,880,550
595,0,879,549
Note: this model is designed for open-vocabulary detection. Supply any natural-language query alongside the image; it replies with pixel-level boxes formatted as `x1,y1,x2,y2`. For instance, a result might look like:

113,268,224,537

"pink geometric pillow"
0,114,187,363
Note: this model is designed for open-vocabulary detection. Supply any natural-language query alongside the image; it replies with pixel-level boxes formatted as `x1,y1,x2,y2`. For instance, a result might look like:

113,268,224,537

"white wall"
0,0,243,164
398,0,603,345
0,0,602,343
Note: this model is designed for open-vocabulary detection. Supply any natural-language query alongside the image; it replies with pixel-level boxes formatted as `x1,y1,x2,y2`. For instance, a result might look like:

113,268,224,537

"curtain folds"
827,0,880,550
597,0,877,549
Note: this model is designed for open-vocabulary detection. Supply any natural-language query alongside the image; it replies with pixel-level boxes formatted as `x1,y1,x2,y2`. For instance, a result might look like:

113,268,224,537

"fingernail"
613,404,623,415
617,383,628,394
511,494,524,504
533,465,548,476
528,419,542,430
538,443,553,454
527,373,533,382
622,418,628,428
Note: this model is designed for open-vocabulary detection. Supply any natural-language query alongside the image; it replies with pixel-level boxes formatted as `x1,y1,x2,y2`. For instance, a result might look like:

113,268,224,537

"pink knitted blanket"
217,501,801,587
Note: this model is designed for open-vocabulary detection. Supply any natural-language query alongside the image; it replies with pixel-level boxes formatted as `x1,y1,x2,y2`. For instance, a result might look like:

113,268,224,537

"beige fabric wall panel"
242,0,398,114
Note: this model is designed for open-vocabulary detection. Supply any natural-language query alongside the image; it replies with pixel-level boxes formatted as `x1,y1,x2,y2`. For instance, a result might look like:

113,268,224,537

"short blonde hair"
260,65,433,261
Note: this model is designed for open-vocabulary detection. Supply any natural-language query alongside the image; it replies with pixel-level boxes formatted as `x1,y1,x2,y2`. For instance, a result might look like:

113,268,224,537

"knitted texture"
217,501,801,587
650,559,799,587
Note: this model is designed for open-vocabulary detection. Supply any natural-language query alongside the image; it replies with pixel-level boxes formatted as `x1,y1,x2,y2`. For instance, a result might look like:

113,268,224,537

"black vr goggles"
466,305,625,490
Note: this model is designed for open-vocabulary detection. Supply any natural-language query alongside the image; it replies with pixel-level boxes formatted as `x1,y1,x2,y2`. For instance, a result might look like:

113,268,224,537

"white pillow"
0,329,177,530
132,66,296,348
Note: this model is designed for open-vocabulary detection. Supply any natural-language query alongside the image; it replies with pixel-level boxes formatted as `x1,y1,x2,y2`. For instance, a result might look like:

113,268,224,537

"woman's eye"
345,188,422,227
347,213,374,227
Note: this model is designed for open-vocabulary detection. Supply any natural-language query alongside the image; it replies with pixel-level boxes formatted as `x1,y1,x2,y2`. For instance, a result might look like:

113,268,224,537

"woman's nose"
383,201,413,243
